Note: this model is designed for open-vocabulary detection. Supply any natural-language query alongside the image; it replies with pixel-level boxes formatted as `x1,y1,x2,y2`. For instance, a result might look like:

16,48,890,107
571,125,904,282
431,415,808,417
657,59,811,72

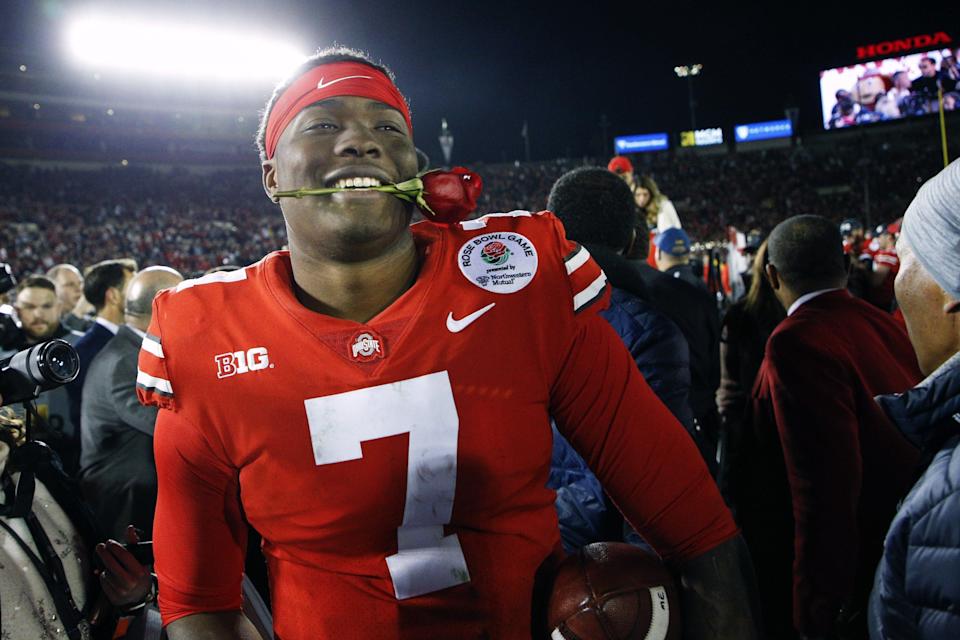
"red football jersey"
138,212,736,639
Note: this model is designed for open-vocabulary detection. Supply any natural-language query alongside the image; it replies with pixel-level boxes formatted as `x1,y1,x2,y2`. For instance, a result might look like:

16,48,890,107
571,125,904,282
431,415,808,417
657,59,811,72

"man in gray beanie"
869,159,960,640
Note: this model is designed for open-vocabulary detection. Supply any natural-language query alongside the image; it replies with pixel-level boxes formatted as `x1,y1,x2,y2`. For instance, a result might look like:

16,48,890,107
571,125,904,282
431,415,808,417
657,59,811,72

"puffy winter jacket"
600,288,693,429
869,351,960,640
549,286,693,552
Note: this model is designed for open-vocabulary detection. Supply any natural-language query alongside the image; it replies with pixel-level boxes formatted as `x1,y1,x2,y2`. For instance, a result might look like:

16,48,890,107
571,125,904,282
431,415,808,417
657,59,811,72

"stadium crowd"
1,45,959,640
0,128,947,280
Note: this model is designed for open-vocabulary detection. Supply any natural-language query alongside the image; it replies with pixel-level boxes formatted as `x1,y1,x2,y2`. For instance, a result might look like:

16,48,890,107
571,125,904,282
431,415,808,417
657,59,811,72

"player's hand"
95,526,152,608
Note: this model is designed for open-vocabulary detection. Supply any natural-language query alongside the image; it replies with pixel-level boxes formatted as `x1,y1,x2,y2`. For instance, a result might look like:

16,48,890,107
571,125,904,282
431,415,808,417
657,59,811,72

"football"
547,542,681,640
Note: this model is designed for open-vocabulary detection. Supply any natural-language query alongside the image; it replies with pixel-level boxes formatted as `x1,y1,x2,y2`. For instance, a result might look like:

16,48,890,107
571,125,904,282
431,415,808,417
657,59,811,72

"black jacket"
586,245,720,419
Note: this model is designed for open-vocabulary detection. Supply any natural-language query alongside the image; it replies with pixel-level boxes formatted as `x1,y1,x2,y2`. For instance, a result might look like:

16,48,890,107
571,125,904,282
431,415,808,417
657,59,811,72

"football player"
139,47,760,639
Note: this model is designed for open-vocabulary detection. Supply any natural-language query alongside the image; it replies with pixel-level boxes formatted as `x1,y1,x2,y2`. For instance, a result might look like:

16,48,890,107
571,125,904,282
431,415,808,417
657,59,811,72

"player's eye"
377,122,405,134
305,121,337,132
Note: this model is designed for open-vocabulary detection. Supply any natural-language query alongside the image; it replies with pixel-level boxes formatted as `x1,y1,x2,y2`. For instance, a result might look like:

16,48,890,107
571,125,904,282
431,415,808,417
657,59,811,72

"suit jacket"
79,325,158,539
66,321,116,436
745,290,921,637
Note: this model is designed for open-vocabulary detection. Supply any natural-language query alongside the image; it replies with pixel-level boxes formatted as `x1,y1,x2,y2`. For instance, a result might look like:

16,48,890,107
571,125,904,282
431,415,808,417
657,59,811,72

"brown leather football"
547,542,681,640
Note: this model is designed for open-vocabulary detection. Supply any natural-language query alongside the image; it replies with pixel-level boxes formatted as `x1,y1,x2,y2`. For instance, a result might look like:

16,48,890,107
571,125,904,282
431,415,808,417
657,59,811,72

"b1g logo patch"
215,347,272,379
350,330,385,363
458,233,538,294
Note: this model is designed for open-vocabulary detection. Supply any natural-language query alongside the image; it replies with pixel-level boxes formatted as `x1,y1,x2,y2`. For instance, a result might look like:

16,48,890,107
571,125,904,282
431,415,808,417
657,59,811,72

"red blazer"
752,289,922,636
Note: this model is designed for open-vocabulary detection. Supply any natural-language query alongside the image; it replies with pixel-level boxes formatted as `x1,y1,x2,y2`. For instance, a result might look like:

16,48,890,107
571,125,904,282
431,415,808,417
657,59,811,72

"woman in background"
716,239,785,506
633,175,682,267
634,174,681,232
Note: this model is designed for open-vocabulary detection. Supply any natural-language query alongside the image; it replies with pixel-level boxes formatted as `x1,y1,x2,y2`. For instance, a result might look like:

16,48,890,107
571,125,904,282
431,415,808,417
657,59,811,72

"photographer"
0,399,155,639
0,276,83,474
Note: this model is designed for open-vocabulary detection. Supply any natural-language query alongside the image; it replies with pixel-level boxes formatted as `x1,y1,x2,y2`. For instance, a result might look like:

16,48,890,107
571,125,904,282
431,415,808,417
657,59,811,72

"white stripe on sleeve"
565,246,591,275
141,334,164,359
137,369,173,395
573,272,608,312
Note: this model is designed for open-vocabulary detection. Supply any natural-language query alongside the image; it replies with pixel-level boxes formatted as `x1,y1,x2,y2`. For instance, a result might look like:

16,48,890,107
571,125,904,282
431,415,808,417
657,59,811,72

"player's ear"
262,159,279,203
415,148,430,173
765,263,781,290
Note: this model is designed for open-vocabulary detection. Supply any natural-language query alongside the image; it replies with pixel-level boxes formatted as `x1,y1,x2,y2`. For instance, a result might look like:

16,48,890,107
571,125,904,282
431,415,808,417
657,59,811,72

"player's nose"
334,123,381,159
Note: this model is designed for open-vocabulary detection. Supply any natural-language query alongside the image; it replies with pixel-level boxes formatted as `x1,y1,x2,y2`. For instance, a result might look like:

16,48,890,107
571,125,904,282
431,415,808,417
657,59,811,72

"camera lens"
37,340,79,384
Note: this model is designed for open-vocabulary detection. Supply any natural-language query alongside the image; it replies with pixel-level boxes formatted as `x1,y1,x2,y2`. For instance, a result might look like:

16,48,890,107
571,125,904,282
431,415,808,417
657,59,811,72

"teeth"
334,177,383,189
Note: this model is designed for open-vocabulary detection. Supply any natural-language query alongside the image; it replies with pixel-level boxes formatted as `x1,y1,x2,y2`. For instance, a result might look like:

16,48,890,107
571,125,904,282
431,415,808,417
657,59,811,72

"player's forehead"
296,96,406,120
17,287,57,305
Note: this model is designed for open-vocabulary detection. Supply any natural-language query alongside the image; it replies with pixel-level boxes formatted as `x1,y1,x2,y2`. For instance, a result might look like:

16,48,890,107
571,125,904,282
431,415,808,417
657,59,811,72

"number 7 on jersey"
304,371,470,599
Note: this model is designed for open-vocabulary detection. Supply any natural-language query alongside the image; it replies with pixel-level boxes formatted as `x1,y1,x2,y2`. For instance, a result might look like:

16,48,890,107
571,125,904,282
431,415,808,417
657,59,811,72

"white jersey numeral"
304,371,469,599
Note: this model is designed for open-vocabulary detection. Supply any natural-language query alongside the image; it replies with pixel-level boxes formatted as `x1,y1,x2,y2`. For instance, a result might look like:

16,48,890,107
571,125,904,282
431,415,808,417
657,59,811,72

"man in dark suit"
626,222,722,475
79,266,182,538
745,215,922,639
66,259,137,433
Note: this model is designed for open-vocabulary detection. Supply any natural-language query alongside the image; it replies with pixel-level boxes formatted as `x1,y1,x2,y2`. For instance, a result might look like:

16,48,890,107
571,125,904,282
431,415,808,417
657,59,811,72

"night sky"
3,1,954,163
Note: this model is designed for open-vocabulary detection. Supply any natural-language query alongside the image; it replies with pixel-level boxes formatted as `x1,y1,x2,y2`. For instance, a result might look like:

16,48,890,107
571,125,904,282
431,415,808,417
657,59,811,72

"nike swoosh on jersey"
317,75,373,89
446,303,496,333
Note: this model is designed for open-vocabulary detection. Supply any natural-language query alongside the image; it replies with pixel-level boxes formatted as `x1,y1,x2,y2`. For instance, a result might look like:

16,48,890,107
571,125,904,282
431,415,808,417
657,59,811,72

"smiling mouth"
331,177,384,189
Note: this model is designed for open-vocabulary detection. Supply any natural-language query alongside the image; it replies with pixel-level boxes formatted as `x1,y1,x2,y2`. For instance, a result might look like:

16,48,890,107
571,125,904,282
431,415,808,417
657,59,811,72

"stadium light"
672,64,703,78
64,12,307,83
673,64,703,129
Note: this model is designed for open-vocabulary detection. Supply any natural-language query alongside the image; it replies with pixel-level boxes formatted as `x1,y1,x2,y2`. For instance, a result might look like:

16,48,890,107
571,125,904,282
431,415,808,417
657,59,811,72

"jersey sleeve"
152,407,248,625
551,314,738,562
137,294,176,411
541,212,736,561
136,289,248,624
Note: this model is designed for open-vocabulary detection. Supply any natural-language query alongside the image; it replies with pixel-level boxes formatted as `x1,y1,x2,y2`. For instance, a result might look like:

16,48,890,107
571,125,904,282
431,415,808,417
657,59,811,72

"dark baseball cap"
654,227,691,256
840,218,863,235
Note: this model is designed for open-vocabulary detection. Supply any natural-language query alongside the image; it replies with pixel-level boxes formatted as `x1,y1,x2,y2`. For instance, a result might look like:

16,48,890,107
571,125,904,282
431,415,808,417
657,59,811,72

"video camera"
0,339,80,407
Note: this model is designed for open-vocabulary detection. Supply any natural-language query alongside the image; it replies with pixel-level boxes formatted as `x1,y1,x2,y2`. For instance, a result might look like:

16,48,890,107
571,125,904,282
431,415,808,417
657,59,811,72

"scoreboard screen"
819,47,956,129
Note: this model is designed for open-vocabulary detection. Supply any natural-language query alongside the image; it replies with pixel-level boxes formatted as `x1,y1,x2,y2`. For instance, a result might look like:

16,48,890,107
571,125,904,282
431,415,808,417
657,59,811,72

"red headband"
264,61,413,159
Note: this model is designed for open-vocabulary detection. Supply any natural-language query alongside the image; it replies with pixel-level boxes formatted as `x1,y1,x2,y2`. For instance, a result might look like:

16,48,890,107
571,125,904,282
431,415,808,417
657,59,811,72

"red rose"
273,166,484,227
418,167,483,224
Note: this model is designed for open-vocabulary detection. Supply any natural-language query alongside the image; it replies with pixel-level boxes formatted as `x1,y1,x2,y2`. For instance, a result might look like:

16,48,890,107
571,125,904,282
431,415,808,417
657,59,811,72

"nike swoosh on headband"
317,75,373,89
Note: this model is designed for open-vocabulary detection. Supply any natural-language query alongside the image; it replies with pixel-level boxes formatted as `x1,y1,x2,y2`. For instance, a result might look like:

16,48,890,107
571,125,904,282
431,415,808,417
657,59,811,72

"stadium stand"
1,126,950,278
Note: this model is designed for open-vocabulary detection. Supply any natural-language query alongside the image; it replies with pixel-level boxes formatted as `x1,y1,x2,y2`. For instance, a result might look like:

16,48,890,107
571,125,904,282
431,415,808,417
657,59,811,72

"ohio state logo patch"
349,330,385,363
458,233,538,294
